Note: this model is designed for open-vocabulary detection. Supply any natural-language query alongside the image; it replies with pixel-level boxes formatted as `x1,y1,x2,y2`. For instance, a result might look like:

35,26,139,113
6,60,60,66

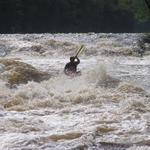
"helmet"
70,57,75,62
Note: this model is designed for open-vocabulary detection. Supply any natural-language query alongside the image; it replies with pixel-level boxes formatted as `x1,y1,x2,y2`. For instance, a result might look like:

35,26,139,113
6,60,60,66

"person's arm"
64,63,69,74
64,63,69,70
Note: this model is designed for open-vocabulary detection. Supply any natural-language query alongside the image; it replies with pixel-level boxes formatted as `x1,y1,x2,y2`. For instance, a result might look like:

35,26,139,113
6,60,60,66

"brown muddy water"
0,33,150,150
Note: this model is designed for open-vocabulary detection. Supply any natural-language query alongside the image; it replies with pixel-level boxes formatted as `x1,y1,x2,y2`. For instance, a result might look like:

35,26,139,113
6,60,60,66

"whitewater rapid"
0,33,150,150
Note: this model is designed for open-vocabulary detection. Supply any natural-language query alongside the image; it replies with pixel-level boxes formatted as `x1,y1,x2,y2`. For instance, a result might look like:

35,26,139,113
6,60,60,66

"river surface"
0,33,150,150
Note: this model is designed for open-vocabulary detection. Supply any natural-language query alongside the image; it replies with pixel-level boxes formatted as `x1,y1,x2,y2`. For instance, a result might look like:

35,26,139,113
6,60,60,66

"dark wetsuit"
64,57,80,76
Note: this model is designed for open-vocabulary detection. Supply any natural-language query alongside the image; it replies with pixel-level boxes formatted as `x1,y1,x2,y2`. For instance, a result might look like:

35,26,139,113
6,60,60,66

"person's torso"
65,62,77,72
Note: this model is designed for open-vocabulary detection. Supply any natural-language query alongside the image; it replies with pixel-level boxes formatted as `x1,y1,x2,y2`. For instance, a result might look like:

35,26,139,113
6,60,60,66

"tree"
118,0,150,22
144,0,150,10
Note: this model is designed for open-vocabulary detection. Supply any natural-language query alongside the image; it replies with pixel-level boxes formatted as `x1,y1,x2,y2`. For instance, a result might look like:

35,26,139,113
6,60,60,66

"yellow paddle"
75,45,84,57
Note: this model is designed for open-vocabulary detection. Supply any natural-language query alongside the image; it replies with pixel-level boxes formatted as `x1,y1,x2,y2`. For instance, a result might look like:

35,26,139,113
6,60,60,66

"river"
0,33,150,150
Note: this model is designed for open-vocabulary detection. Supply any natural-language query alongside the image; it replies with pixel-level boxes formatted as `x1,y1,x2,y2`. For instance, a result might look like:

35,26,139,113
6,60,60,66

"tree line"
0,0,149,33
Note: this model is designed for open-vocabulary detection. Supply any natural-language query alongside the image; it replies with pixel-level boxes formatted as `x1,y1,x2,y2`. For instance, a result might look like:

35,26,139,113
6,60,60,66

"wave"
0,33,148,58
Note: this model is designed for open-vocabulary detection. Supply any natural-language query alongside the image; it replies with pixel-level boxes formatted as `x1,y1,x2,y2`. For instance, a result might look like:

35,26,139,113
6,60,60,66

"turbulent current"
0,33,150,150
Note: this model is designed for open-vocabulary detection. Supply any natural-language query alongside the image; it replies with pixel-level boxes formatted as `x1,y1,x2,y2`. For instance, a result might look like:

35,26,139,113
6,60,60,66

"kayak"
64,70,81,77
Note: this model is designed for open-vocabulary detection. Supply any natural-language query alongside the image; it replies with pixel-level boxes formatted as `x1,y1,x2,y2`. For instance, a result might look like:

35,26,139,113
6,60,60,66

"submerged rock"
101,47,133,56
0,59,51,85
48,132,83,142
117,83,146,94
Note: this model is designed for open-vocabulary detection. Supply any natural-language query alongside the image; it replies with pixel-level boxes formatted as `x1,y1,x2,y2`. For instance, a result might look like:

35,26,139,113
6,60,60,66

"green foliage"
118,0,150,22
0,0,149,33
